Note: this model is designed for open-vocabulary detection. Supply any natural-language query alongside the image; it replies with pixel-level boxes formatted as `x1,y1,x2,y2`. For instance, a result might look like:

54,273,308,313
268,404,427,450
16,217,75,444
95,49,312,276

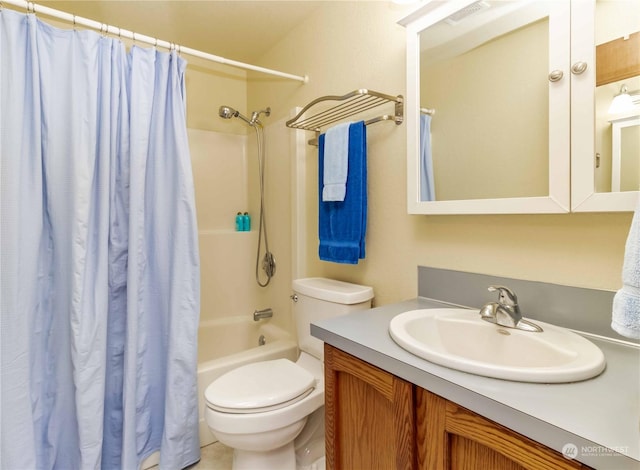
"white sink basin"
389,308,606,383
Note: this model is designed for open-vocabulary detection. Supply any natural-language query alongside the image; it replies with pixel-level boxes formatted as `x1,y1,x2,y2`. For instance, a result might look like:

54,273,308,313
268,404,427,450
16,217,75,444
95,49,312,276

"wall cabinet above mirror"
401,0,639,215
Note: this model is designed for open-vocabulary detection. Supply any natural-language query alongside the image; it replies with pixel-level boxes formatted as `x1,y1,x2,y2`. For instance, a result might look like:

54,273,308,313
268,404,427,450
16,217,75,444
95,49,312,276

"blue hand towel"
322,122,351,202
612,197,640,339
318,121,367,264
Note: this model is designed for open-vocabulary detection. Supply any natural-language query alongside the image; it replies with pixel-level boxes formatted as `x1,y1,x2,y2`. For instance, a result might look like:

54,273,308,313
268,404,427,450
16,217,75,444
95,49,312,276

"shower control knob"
548,70,564,82
290,294,298,302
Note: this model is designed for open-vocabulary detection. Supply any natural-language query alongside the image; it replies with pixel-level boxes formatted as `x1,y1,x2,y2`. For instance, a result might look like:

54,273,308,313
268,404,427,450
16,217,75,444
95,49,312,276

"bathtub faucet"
253,308,273,321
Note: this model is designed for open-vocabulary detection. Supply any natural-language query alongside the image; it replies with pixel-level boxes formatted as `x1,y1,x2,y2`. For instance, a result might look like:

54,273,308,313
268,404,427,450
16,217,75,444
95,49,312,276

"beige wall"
41,12,250,136
248,1,632,308
185,59,248,134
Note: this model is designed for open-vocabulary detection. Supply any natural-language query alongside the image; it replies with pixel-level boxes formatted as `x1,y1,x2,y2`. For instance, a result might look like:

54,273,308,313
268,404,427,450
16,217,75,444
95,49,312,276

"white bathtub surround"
189,129,248,232
190,122,299,336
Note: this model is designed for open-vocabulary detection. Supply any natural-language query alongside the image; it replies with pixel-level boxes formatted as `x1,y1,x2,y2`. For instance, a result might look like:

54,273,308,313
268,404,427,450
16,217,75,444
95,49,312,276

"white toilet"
204,277,374,470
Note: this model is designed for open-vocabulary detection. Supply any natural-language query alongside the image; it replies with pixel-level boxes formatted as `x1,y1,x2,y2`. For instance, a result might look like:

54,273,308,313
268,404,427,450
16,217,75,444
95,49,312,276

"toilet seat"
205,358,316,414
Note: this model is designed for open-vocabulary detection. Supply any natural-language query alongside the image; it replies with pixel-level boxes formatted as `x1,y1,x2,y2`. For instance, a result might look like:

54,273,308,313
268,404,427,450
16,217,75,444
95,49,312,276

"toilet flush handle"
290,294,298,302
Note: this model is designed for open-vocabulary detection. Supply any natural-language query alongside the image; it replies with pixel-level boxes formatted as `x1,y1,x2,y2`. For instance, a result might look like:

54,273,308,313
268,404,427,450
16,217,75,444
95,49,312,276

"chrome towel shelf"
286,89,404,146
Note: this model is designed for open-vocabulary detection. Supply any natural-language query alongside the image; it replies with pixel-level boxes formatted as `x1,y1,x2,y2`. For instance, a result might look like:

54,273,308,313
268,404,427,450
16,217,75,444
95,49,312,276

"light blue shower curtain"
0,9,200,470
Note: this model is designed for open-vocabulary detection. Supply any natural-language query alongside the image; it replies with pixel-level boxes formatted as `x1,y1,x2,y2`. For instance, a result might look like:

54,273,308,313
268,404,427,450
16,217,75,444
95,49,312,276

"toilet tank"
292,278,373,361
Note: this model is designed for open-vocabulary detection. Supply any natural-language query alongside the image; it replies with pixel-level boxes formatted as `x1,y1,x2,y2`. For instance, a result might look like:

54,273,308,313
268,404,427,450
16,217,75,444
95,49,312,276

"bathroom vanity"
324,344,589,469
312,269,640,470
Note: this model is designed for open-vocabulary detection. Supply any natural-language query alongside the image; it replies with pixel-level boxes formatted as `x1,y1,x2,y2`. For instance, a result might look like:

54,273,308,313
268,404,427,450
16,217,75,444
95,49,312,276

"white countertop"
311,297,640,470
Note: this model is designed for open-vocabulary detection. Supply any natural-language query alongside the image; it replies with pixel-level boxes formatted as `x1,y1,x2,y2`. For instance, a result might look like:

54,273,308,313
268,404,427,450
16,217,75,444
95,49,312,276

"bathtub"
196,316,299,447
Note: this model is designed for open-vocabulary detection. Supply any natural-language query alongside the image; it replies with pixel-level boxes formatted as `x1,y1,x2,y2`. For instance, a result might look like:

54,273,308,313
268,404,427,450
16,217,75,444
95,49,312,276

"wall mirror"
401,0,571,214
572,0,639,212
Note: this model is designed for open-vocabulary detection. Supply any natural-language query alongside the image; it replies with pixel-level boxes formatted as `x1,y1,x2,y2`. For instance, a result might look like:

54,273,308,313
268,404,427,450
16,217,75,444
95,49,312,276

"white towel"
611,196,640,339
322,122,351,202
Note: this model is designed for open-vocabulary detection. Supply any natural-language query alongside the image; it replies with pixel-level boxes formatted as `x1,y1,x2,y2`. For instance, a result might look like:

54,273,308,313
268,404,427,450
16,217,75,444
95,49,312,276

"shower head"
218,105,239,120
218,105,253,126
218,105,271,127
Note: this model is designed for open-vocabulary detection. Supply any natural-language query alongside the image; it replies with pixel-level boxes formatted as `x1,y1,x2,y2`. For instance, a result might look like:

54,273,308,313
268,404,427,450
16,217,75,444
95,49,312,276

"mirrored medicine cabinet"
400,0,640,215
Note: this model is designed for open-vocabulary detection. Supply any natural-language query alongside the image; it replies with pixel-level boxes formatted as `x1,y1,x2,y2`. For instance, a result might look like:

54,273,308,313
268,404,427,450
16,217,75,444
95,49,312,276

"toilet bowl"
204,353,324,469
204,278,373,470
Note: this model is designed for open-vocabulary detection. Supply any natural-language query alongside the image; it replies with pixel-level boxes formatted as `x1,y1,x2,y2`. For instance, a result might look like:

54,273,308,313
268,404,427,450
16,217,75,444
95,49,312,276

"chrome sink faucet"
480,285,543,332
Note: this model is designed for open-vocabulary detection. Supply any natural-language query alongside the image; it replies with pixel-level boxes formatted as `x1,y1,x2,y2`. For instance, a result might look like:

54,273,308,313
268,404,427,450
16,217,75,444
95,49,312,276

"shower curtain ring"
154,38,158,48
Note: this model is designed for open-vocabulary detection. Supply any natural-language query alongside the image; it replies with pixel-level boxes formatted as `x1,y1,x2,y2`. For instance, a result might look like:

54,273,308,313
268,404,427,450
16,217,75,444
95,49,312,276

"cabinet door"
571,0,640,211
402,0,571,214
416,388,590,470
324,344,414,470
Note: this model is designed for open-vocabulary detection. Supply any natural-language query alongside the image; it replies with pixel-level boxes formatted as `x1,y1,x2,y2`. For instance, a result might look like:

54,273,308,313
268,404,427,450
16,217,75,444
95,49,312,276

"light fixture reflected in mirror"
608,84,635,114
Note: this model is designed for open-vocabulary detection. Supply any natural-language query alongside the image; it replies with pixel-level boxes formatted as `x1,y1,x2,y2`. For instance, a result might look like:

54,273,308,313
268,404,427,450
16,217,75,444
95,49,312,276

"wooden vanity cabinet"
324,343,415,469
324,344,591,470
416,388,590,470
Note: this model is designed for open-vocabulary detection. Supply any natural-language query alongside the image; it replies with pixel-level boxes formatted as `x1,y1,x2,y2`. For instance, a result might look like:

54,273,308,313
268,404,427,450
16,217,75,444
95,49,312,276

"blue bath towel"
318,121,367,264
612,196,640,339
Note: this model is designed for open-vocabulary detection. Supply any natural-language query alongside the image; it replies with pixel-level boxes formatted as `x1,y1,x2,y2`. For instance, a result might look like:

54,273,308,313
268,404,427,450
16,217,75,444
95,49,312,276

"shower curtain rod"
2,0,309,83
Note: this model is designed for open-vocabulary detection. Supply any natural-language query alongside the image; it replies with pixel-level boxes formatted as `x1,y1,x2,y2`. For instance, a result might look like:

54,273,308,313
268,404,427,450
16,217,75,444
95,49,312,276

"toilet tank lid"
292,278,373,304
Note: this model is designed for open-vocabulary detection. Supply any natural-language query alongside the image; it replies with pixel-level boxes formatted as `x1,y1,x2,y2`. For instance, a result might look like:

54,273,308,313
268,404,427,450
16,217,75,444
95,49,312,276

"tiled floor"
188,443,233,470
146,442,233,470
